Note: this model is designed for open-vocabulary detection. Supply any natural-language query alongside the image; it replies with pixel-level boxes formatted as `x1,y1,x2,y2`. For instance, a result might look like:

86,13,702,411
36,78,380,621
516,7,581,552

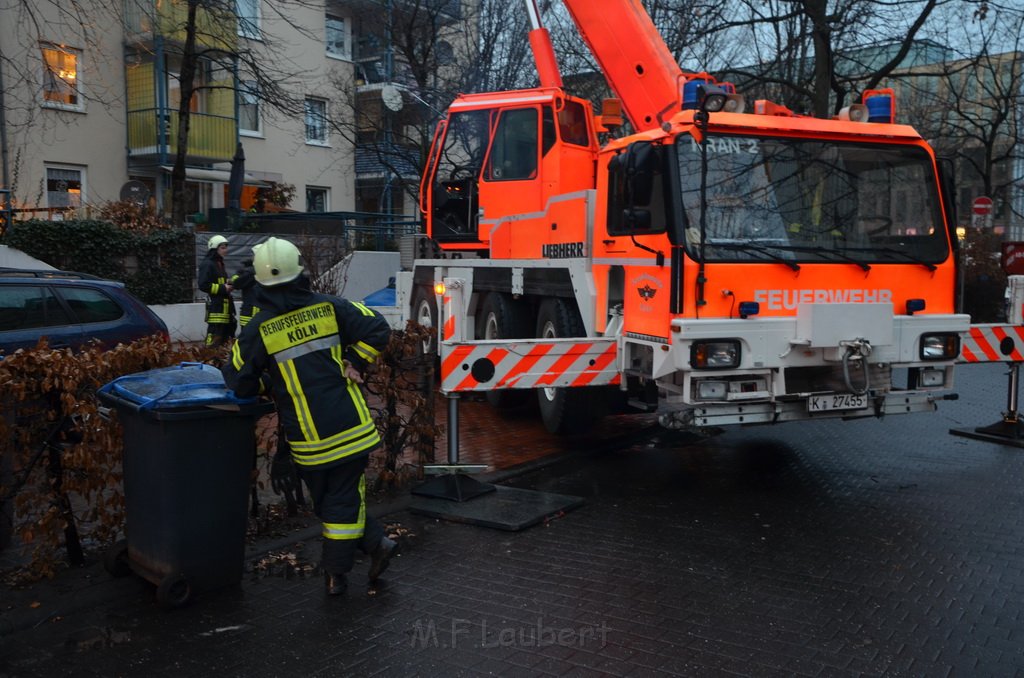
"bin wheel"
156,573,192,609
102,540,131,578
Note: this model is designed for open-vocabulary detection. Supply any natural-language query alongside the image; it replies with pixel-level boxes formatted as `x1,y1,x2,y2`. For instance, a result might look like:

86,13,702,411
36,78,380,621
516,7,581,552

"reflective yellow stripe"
231,342,244,370
350,301,374,317
352,340,380,363
292,428,380,466
289,419,378,454
348,376,373,423
279,359,318,441
322,476,366,540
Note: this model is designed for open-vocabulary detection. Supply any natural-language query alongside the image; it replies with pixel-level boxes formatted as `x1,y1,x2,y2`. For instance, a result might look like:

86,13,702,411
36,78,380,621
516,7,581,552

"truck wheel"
477,293,532,409
411,286,438,357
535,298,604,434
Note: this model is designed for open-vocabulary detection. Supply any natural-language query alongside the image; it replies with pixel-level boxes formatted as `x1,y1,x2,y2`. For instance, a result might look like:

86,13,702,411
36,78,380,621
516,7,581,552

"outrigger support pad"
411,393,496,502
951,363,1024,448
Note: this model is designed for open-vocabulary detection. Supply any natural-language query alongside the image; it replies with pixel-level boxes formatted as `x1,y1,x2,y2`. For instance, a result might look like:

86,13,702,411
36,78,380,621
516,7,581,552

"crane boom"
560,0,687,131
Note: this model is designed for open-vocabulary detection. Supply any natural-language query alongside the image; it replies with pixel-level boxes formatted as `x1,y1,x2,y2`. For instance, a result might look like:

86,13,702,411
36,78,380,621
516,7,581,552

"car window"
58,286,124,323
0,285,74,331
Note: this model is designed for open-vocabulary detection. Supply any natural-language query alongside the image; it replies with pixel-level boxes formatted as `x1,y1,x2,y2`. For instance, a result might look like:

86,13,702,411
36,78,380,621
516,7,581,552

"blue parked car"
0,268,169,355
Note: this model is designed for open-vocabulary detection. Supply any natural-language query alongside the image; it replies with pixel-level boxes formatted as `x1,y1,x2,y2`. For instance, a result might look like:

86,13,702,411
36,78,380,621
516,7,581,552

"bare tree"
898,4,1024,231
324,0,538,212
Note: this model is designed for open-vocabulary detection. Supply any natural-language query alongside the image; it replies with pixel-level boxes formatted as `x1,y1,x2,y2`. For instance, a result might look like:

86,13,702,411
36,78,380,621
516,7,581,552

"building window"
236,0,260,39
306,187,329,212
239,80,261,135
305,98,328,144
326,16,349,59
41,44,81,109
46,166,84,208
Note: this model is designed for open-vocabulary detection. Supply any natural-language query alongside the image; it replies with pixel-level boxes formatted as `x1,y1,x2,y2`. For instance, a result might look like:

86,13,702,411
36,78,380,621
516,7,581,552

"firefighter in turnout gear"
231,245,261,328
222,237,397,596
198,234,237,346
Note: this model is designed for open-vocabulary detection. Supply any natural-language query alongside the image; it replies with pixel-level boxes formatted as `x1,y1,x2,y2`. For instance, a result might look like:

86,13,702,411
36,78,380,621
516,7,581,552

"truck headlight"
920,333,960,360
690,340,740,369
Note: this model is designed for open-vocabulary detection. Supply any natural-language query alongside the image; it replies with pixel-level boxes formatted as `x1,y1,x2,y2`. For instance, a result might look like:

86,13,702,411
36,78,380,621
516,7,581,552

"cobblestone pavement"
2,363,1024,676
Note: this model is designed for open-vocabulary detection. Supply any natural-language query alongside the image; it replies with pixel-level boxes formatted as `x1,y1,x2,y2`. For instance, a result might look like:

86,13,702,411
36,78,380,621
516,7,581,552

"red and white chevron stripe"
440,339,621,393
959,325,1024,363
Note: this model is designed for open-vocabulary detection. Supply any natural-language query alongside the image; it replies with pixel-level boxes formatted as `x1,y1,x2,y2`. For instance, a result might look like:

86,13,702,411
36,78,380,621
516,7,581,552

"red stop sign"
973,196,993,215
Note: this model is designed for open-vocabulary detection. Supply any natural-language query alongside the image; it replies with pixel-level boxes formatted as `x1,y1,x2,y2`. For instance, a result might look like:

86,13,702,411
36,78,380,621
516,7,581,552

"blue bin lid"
98,362,257,410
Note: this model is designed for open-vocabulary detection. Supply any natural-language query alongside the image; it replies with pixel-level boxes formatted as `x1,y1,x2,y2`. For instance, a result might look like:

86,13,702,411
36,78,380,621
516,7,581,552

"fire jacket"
198,250,235,325
223,284,391,470
231,263,259,327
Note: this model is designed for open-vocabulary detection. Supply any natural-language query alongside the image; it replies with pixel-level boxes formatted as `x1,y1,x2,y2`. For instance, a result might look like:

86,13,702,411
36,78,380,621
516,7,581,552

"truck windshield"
676,135,950,266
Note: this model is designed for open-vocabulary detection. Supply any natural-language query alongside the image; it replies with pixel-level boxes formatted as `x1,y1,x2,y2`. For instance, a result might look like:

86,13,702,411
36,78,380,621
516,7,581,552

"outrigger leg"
951,363,1024,447
411,393,496,501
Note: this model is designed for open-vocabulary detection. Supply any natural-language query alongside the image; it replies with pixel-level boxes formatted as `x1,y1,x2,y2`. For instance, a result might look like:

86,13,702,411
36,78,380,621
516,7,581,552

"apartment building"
0,0,425,226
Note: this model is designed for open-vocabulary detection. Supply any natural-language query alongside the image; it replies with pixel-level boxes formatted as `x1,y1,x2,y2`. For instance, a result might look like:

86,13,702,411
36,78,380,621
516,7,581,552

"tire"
102,540,131,578
156,572,192,609
411,286,439,357
477,293,532,409
535,298,605,434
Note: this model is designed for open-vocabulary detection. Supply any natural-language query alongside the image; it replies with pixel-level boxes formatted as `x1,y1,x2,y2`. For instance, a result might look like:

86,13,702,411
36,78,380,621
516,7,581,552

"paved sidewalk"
3,364,1024,676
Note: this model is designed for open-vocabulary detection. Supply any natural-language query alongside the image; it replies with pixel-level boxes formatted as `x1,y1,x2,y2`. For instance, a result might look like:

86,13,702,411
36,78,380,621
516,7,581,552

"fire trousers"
298,455,385,574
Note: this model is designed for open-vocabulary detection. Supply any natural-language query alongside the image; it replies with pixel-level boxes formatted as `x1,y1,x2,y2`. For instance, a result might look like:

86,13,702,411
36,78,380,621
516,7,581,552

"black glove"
270,452,296,495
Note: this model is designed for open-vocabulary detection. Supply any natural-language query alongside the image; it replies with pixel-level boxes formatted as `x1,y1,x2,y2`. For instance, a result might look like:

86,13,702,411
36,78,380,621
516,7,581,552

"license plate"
808,393,868,412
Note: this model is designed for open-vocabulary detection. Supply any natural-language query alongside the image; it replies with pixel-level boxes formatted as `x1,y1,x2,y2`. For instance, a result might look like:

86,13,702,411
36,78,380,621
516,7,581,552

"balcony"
123,0,237,51
127,109,237,164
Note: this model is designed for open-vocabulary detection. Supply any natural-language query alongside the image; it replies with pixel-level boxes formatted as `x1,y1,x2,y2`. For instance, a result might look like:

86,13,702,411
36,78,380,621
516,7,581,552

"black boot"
368,536,398,582
325,572,347,596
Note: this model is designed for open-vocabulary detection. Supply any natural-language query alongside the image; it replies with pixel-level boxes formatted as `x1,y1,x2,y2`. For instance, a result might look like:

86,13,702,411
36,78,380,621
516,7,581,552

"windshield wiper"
771,244,871,271
706,241,801,271
843,246,938,271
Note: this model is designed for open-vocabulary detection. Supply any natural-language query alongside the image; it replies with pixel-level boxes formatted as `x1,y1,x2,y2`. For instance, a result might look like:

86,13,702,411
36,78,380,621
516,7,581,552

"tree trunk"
170,0,200,229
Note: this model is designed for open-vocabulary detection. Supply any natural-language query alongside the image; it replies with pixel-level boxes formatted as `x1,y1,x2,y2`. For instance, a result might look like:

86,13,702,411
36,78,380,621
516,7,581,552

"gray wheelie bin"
97,362,272,608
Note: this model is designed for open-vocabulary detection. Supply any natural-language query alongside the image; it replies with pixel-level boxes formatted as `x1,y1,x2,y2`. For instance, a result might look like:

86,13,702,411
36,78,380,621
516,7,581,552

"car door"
53,284,131,350
0,283,83,354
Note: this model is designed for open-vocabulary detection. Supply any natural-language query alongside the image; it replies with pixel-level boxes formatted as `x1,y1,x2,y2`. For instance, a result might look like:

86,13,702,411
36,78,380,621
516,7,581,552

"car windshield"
676,134,949,266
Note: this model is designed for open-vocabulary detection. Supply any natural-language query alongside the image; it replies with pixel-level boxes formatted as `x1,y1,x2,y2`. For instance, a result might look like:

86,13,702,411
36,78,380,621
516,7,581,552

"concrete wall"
336,250,400,301
0,246,56,270
150,302,210,344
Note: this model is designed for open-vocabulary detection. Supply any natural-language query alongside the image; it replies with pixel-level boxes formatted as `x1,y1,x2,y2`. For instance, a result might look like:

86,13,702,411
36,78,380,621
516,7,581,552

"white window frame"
40,43,83,111
45,164,86,209
304,98,329,146
238,79,262,136
236,0,261,39
325,15,350,60
306,186,330,212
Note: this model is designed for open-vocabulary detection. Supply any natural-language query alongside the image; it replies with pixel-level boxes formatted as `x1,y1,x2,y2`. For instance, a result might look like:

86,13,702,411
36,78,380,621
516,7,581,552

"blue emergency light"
862,88,896,123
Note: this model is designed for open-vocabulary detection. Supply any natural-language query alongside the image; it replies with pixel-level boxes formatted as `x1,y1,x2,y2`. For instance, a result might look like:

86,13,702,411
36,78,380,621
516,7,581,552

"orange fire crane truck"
393,0,971,437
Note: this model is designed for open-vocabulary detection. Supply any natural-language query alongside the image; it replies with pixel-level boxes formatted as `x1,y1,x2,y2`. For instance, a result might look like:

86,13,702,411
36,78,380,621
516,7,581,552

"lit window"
236,0,260,39
41,45,81,109
46,166,84,208
326,16,349,59
239,80,261,135
305,98,328,144
306,187,329,212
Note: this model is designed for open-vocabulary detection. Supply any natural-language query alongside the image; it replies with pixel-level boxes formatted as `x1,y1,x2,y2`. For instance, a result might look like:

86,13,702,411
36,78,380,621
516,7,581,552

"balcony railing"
127,109,237,163
124,0,237,51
